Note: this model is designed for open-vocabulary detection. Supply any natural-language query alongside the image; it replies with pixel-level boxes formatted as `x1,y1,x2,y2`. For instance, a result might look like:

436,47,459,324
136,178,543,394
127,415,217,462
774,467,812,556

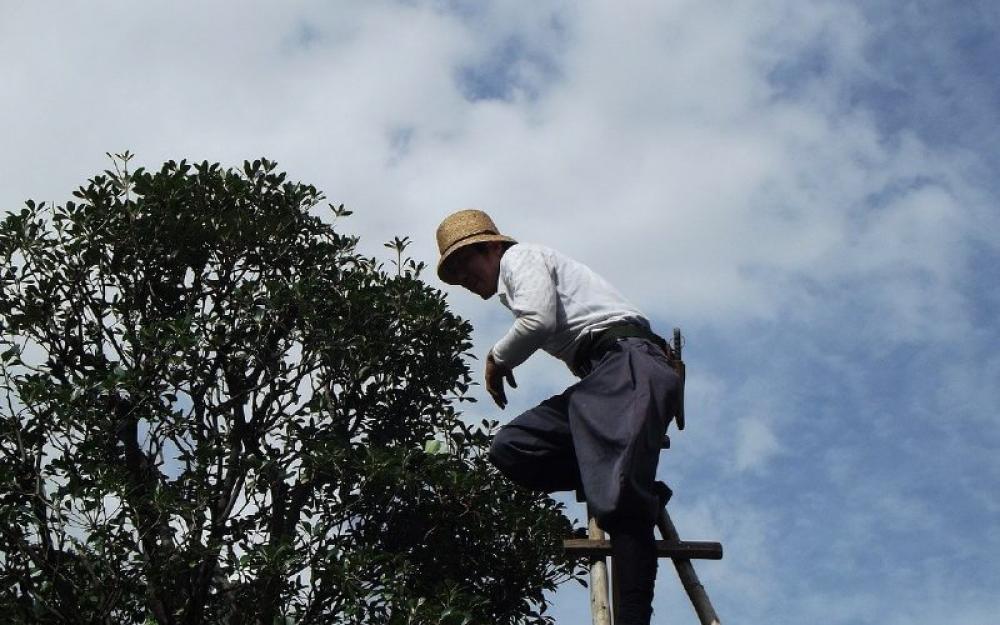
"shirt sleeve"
490,248,558,369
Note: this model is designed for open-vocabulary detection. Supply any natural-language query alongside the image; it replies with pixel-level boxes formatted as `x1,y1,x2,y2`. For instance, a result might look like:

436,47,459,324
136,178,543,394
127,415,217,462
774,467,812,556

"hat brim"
437,233,517,284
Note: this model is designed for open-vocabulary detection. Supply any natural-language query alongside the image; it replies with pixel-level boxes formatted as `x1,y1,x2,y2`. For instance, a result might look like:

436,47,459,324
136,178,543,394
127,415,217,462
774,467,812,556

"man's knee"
489,426,551,489
488,426,518,476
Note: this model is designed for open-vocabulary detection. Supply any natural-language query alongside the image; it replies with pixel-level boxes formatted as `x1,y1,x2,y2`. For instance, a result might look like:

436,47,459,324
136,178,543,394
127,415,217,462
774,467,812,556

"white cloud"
734,416,782,472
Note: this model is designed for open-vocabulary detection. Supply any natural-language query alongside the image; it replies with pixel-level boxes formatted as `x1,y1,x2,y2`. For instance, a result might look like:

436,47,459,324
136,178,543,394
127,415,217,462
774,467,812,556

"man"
435,209,681,625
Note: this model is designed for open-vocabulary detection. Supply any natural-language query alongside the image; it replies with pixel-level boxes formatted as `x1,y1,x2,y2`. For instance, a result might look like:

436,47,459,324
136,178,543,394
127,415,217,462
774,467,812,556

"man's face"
448,243,501,299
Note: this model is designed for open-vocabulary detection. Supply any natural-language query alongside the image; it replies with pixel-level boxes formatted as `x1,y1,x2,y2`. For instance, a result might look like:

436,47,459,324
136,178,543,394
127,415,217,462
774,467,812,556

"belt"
572,323,668,377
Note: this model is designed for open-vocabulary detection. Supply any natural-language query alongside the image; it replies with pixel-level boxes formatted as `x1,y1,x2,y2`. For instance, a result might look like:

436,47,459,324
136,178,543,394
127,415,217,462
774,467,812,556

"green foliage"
0,154,583,625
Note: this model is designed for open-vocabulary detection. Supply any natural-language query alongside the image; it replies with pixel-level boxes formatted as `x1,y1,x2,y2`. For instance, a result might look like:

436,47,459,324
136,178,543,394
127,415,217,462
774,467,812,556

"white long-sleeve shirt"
490,243,649,370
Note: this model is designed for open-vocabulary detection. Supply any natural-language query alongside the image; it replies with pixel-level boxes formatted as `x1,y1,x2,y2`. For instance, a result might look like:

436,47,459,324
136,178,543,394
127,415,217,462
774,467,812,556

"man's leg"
567,338,680,625
491,391,657,625
488,393,581,493
567,338,678,528
492,337,678,625
609,519,657,625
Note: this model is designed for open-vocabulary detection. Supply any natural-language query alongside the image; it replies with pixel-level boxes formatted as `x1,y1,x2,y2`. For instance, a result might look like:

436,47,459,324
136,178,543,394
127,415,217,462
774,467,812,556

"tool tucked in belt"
571,323,686,430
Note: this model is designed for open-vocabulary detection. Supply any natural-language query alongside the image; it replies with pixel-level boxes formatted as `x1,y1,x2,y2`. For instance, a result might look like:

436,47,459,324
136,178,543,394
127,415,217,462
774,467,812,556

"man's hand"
485,351,517,409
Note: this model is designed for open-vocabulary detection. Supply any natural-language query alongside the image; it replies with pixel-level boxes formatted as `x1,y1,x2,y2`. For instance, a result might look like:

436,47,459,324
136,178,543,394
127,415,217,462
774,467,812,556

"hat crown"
436,209,501,254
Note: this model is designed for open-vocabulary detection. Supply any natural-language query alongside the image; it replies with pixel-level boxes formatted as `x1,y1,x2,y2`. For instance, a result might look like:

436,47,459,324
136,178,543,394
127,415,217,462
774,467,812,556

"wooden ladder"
562,329,723,625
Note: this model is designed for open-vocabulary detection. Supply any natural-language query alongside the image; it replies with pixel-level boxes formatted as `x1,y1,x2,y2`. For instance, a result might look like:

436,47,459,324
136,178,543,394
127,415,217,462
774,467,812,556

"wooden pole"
656,506,721,625
587,510,612,625
611,550,621,625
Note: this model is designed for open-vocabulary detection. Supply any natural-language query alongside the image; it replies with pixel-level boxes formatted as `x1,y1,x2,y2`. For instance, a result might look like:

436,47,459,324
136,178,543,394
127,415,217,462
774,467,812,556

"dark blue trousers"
489,337,680,625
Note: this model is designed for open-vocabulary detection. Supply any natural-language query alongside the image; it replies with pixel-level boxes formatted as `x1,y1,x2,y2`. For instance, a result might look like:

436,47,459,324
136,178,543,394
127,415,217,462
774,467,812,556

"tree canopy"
0,154,582,625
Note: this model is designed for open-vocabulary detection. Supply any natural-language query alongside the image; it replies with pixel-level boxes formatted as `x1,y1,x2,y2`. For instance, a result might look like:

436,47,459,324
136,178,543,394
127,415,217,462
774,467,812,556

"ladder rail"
656,506,722,625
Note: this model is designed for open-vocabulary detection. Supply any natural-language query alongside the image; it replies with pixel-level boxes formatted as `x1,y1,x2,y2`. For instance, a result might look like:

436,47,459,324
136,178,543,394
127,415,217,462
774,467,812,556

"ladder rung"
563,539,723,560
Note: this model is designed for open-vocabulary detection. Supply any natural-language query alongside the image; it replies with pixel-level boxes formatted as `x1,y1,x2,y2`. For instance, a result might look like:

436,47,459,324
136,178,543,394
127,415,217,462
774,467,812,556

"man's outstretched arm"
487,248,557,407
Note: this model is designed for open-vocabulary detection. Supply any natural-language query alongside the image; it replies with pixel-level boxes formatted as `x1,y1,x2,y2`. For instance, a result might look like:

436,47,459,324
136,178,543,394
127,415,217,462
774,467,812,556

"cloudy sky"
3,1,998,622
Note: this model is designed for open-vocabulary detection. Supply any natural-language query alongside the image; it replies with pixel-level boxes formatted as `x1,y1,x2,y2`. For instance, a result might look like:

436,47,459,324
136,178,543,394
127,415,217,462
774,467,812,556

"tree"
0,154,582,625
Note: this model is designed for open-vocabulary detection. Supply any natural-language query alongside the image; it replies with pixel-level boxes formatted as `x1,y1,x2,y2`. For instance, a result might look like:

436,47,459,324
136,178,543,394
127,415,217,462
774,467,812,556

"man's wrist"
488,349,509,370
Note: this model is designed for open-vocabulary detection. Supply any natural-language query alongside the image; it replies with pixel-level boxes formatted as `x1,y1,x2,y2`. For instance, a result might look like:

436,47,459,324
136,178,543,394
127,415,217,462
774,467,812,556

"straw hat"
436,209,517,283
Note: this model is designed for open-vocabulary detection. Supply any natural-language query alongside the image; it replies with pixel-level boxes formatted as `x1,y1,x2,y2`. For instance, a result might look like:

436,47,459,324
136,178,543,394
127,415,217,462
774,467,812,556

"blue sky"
2,1,997,623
